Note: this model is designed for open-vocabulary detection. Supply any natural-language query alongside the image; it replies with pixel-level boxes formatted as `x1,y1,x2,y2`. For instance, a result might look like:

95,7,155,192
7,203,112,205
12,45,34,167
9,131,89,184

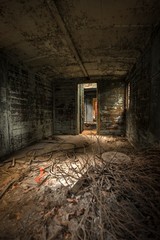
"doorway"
77,83,98,135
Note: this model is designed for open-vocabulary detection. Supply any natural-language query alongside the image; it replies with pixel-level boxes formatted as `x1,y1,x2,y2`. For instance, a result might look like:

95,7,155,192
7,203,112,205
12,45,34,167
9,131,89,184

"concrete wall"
0,57,10,158
0,54,53,159
126,26,160,146
98,80,125,135
150,27,160,142
54,81,77,134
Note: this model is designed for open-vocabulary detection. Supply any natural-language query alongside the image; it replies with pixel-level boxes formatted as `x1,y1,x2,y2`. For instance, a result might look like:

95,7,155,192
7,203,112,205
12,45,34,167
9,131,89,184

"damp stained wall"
53,79,125,135
54,81,77,134
98,80,125,135
0,56,10,158
0,54,53,159
126,27,160,146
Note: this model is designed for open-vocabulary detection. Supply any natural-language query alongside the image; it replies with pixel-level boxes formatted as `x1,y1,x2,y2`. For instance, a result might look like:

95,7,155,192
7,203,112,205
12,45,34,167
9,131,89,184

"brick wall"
0,54,53,159
150,27,160,141
126,26,160,146
0,56,10,158
54,81,77,134
98,80,125,135
53,79,125,135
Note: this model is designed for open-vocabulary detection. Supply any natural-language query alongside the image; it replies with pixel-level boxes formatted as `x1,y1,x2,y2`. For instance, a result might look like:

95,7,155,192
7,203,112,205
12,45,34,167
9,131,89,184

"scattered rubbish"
0,136,160,240
35,167,45,183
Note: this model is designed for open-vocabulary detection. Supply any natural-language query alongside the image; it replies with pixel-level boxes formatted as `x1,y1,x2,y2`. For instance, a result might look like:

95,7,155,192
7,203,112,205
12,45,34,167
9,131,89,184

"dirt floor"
0,135,160,240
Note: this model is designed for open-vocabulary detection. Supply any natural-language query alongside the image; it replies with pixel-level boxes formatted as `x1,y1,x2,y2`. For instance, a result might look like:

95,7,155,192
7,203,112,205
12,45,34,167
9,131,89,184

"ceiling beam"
45,0,89,78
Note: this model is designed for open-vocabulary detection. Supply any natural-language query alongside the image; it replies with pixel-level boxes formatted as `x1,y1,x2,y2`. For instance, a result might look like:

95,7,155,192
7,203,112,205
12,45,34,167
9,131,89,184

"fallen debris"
0,136,160,240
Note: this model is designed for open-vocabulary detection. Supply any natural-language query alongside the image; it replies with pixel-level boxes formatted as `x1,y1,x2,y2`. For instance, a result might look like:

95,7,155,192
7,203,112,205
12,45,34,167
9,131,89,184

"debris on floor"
0,135,160,240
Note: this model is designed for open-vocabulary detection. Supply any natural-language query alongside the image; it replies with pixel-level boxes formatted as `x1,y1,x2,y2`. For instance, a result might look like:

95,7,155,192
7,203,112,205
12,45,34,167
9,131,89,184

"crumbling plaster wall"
126,26,160,146
0,54,53,159
53,79,125,135
98,80,125,135
53,81,77,134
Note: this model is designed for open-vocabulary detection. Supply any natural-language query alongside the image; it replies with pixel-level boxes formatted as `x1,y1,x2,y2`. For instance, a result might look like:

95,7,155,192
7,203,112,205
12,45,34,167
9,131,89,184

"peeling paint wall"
54,81,77,134
0,56,10,158
0,54,53,159
98,80,125,135
126,26,160,146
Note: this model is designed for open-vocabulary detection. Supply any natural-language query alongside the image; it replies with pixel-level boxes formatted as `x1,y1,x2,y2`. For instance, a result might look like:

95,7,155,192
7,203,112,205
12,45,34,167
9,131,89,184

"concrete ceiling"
0,0,160,80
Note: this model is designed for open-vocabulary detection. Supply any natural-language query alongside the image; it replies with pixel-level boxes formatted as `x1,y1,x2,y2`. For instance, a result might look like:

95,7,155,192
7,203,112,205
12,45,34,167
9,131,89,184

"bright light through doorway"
77,83,97,135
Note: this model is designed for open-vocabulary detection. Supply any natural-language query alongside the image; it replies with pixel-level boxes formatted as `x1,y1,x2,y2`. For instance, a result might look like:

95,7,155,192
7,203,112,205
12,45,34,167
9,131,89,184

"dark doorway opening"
77,83,97,135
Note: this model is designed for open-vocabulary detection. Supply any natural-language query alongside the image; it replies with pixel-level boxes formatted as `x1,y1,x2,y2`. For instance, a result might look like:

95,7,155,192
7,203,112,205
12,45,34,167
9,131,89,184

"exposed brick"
54,81,77,134
126,27,160,146
0,55,53,159
99,80,125,135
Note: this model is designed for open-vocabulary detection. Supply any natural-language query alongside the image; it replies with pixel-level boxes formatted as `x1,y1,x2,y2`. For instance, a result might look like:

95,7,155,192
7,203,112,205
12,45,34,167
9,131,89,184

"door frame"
77,82,99,134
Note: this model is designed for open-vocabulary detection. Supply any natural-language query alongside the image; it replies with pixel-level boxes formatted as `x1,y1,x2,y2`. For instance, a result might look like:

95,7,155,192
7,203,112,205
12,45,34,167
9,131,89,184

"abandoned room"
0,0,160,239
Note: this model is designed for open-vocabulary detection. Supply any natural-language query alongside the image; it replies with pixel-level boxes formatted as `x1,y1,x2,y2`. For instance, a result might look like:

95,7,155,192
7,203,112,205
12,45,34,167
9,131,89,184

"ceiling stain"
0,0,160,79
